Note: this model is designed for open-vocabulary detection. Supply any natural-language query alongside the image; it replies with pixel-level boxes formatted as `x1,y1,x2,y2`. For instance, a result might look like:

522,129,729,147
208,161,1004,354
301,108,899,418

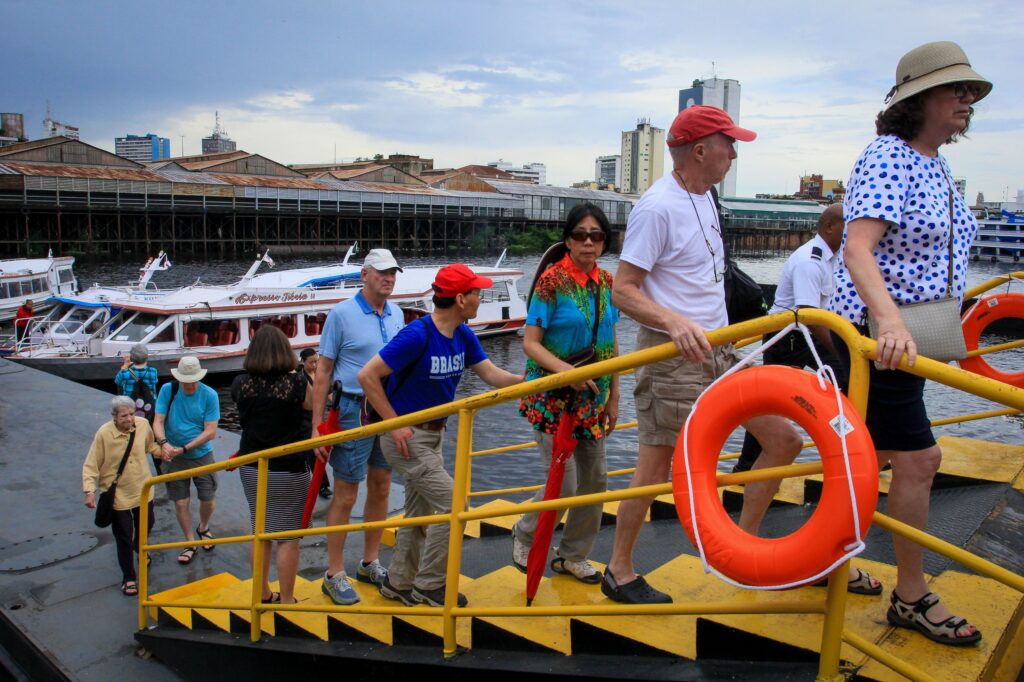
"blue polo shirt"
321,291,404,395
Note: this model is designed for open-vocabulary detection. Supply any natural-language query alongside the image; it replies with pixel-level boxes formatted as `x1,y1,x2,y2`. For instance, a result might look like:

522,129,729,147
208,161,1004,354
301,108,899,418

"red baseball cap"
666,105,756,147
432,264,493,297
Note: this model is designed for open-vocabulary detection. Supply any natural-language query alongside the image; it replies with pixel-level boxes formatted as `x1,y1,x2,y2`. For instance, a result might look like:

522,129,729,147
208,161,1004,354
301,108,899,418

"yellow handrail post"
443,408,474,658
137,480,152,631
250,456,269,642
816,560,850,682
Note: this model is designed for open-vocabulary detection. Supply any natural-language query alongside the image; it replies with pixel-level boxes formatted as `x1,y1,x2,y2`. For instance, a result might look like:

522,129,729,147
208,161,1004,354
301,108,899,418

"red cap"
432,264,493,297
667,105,756,147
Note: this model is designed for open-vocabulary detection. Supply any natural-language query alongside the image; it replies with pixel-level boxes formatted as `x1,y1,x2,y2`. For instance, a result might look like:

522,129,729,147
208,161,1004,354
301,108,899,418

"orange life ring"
672,365,878,588
959,292,1024,389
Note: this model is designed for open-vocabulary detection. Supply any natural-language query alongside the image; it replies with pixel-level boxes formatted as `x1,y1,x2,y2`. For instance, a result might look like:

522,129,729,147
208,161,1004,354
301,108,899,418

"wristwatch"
181,444,189,455
156,438,168,446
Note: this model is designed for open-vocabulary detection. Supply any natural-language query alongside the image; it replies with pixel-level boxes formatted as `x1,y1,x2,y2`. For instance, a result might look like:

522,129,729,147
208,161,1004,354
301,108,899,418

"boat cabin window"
479,281,512,303
111,312,175,344
184,319,240,347
58,268,75,284
249,314,297,339
304,312,327,336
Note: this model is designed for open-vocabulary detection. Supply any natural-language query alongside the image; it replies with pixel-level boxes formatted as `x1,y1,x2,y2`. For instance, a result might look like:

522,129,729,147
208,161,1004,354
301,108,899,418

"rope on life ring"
959,292,1024,389
672,364,878,590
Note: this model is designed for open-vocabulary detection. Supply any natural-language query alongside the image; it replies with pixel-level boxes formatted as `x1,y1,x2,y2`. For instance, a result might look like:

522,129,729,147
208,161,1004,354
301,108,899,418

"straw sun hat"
884,41,991,110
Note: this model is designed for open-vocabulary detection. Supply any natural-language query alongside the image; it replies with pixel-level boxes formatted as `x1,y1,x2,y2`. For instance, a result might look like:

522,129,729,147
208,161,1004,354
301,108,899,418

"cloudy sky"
4,0,1022,200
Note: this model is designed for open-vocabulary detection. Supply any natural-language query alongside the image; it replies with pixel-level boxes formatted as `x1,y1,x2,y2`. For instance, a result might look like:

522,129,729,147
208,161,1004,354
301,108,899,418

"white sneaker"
550,554,602,584
511,529,530,573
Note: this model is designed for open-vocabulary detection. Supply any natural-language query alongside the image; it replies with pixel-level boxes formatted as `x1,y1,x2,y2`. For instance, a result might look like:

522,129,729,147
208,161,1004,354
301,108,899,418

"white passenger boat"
10,253,527,381
0,254,77,323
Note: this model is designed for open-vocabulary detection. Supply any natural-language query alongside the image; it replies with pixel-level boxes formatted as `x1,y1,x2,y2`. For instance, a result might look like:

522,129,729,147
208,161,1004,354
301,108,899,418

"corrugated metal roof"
206,173,328,189
485,180,632,203
353,181,447,195
0,137,68,156
0,162,20,175
2,161,168,182
314,166,388,180
720,197,824,216
150,166,230,185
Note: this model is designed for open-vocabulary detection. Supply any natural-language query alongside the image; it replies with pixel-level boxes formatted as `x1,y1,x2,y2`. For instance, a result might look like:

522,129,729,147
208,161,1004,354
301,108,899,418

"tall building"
620,120,664,194
678,77,742,197
115,133,171,163
202,111,236,154
594,155,621,188
487,159,547,185
42,106,79,140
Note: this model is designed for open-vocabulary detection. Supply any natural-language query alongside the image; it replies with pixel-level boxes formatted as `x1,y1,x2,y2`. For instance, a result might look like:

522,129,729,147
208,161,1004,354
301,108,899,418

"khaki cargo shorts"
634,326,739,447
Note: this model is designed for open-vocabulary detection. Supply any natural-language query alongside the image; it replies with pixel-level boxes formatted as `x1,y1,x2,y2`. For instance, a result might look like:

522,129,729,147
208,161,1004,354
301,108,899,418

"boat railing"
137,273,1024,682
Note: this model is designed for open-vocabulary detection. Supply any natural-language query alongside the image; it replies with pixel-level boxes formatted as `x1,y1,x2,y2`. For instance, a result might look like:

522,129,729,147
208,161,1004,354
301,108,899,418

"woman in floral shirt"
511,202,619,585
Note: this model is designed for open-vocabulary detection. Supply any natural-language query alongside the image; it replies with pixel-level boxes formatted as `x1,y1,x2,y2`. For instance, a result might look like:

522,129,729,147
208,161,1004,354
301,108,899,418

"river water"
75,252,1022,499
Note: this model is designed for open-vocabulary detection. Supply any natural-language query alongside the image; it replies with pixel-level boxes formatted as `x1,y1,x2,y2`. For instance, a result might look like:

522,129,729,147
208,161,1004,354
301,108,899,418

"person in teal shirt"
153,356,220,565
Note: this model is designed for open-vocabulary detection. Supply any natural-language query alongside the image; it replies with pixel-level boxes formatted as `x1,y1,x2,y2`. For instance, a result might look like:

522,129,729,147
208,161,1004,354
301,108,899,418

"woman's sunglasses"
949,82,982,100
569,230,606,243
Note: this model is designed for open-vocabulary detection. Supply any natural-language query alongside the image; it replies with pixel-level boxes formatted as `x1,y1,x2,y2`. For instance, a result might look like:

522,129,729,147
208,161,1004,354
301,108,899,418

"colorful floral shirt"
519,255,618,440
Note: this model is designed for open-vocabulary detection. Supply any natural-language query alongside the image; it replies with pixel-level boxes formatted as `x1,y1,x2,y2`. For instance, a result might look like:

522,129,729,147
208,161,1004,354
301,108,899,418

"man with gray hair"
312,248,404,605
603,106,802,604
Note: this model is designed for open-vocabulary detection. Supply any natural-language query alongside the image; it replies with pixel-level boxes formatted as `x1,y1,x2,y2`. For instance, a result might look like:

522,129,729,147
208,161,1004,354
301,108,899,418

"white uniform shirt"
620,174,728,331
769,233,836,314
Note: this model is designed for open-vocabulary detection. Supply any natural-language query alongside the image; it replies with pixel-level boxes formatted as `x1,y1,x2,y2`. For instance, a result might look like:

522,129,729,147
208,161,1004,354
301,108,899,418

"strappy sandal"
177,546,198,565
812,568,883,595
121,580,138,596
887,591,982,646
261,592,280,604
196,525,215,551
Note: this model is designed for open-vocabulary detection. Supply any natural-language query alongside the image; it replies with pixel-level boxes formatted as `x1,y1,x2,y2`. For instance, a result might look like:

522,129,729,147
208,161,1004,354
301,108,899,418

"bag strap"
587,280,602,349
111,428,137,486
940,164,956,299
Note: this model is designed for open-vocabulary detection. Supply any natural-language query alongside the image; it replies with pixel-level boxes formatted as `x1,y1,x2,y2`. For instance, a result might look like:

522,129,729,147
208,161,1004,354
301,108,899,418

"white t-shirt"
620,174,727,331
769,233,836,313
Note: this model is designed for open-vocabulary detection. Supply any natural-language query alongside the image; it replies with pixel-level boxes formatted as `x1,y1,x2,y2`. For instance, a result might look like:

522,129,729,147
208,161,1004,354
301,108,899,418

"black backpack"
127,368,156,424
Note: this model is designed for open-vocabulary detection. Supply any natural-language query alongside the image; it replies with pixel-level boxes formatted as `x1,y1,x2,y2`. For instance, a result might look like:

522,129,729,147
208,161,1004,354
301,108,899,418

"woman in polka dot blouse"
828,41,991,647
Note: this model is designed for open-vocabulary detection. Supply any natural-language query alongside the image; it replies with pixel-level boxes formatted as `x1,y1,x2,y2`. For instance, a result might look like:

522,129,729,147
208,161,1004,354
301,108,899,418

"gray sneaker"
321,570,360,606
356,559,388,586
412,585,468,608
379,577,416,606
551,554,602,585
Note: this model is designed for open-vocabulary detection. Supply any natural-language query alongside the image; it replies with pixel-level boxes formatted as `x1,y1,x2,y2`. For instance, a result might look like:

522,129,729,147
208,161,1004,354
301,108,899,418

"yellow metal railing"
136,287,1024,682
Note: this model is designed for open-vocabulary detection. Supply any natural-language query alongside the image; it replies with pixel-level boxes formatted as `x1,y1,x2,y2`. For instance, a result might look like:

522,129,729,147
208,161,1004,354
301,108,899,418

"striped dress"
231,372,310,541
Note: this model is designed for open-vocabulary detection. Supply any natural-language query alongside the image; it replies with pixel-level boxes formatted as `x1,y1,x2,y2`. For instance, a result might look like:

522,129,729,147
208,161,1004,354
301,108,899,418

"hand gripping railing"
136,307,1024,682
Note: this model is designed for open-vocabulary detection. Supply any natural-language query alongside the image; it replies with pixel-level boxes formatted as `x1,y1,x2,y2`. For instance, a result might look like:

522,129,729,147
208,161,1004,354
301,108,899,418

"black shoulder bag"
711,186,767,324
94,429,137,528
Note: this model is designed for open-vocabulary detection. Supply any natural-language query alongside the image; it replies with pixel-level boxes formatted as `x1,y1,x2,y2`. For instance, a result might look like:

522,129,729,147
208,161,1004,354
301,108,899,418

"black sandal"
887,591,982,646
261,592,280,604
177,547,198,565
121,580,138,596
196,525,215,551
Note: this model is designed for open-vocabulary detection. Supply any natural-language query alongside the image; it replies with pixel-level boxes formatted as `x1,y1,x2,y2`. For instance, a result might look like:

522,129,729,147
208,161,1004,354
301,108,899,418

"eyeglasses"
569,230,606,243
949,82,982,100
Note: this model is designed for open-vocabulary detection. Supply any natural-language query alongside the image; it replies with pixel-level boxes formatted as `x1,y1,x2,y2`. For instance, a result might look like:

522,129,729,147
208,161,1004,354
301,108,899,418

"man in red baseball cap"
602,105,802,605
358,263,521,608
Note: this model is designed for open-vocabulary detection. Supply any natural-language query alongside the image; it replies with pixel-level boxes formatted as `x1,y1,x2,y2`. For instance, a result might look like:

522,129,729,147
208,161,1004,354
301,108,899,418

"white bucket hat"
884,41,991,110
362,249,403,272
171,355,208,383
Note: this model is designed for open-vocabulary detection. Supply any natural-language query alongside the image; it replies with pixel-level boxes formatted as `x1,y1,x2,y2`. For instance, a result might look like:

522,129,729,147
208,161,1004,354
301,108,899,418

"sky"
3,0,1022,200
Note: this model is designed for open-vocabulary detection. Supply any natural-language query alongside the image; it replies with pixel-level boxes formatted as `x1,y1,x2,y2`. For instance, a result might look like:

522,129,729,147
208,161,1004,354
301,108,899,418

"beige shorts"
634,326,739,447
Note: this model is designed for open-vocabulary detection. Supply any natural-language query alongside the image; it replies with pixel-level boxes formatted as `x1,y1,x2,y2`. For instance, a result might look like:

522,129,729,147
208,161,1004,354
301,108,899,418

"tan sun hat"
171,355,208,383
884,41,991,110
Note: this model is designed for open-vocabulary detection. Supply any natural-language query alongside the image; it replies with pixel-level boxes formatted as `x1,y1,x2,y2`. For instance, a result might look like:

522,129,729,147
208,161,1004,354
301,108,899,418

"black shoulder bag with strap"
127,368,156,423
94,429,137,528
710,186,767,324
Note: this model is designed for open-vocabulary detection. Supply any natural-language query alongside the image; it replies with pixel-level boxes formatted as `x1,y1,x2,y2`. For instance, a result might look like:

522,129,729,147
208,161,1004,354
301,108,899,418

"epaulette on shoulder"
810,246,823,260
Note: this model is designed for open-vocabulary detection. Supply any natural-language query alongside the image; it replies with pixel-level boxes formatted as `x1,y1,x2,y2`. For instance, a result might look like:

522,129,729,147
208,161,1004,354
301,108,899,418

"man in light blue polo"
312,249,404,605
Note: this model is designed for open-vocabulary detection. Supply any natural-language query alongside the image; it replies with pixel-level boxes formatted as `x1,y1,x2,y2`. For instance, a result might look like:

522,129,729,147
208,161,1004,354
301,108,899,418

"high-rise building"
487,159,547,185
202,111,236,154
594,155,621,188
620,120,664,194
115,133,171,163
678,77,742,197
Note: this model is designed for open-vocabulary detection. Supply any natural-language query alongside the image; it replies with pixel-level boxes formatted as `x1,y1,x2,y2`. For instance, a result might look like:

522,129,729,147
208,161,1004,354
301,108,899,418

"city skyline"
3,0,1021,200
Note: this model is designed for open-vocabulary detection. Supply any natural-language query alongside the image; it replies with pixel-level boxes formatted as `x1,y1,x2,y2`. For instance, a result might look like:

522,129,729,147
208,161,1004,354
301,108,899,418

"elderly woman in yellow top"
83,395,161,596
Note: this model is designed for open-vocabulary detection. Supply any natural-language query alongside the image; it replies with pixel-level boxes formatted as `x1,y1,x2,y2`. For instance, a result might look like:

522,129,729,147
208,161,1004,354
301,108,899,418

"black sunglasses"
568,230,606,243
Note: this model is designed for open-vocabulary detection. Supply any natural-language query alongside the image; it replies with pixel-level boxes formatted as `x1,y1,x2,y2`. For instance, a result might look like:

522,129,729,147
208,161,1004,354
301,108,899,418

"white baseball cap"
362,249,403,272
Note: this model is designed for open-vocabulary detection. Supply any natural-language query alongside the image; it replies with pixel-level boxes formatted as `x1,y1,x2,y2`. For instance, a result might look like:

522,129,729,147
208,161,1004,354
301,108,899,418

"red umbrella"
525,393,580,605
302,402,342,529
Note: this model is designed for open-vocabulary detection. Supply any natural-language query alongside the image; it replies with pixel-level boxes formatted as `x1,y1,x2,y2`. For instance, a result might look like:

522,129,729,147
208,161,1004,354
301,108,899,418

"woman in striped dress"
232,325,313,605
